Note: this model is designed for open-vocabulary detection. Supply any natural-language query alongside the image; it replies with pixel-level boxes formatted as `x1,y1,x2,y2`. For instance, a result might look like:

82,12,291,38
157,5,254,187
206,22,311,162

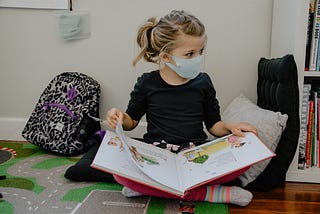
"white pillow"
222,94,288,187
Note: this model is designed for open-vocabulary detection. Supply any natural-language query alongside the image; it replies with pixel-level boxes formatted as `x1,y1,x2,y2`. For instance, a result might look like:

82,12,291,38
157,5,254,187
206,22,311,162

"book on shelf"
310,89,320,168
306,94,314,168
309,0,320,71
314,97,320,167
315,90,320,167
298,84,312,169
306,0,316,71
91,123,275,196
312,91,318,166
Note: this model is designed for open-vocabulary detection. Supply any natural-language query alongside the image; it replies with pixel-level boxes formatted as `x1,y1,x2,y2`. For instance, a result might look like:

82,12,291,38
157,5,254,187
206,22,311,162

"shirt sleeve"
203,73,221,130
125,74,147,121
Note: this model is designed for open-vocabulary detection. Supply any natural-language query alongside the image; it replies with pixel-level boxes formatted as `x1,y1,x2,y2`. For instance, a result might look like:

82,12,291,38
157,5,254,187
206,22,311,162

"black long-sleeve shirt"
126,70,221,145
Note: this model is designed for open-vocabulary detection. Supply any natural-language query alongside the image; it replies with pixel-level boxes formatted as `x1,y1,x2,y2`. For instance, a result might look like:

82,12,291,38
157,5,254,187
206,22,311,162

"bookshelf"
304,71,320,77
271,0,320,183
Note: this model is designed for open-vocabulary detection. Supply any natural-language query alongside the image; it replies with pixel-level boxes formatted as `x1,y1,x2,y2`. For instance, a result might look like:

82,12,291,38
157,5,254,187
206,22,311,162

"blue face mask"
165,55,204,79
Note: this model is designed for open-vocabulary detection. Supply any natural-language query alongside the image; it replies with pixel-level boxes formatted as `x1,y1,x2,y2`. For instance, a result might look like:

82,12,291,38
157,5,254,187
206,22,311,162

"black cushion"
64,140,115,182
245,54,300,191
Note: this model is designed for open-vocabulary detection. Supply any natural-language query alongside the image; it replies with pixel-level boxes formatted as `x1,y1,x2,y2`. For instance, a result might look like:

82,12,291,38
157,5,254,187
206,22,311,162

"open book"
91,124,275,196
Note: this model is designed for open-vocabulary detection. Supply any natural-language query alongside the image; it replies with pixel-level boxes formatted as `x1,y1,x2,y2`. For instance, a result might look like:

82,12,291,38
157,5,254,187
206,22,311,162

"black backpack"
22,72,101,155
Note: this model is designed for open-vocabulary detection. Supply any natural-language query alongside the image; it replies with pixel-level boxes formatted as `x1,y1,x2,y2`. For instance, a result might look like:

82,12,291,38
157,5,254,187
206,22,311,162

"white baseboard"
0,117,27,141
0,117,148,141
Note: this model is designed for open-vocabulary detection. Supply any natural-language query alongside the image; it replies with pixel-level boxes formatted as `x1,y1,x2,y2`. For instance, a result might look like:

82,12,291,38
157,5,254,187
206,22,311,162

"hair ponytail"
132,17,158,66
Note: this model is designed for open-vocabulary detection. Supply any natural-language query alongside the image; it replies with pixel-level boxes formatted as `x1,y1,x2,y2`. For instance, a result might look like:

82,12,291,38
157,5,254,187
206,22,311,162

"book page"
176,132,275,190
91,131,183,195
115,124,182,192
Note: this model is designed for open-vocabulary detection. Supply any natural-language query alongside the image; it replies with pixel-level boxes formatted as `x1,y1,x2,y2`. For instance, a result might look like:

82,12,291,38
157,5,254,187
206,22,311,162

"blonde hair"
132,10,206,66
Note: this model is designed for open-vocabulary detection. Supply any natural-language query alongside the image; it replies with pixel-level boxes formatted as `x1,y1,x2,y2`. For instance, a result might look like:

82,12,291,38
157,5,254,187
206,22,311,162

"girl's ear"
159,52,171,63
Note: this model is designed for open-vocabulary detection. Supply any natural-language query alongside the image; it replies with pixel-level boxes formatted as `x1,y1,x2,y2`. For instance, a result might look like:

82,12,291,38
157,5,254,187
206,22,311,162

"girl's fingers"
106,108,124,129
233,128,245,137
117,111,124,125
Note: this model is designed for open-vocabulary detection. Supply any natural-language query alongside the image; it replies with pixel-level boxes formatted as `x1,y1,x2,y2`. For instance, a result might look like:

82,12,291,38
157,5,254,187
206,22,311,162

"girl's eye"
185,52,194,57
185,48,205,58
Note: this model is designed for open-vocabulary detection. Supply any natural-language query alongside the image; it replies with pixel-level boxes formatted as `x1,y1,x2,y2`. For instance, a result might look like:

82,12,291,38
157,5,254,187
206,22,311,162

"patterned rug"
0,141,228,214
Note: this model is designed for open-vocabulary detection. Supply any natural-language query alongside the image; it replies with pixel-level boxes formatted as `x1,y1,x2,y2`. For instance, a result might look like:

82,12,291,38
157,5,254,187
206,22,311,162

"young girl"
106,10,257,207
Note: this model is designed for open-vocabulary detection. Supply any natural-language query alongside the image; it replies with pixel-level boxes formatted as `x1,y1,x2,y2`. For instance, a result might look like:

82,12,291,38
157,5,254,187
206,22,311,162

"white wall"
0,0,273,140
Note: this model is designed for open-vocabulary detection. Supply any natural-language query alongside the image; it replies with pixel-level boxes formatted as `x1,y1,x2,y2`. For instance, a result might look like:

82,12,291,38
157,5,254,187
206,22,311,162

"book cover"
91,124,275,196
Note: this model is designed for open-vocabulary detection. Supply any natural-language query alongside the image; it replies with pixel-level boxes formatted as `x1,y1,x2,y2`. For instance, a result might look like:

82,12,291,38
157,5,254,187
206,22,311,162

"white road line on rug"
70,203,83,214
142,197,151,214
70,189,96,214
102,201,146,207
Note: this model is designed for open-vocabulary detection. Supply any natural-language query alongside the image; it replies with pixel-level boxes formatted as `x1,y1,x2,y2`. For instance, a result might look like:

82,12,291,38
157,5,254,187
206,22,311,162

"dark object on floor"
64,139,116,182
0,175,6,198
246,54,300,191
0,150,12,164
179,201,195,214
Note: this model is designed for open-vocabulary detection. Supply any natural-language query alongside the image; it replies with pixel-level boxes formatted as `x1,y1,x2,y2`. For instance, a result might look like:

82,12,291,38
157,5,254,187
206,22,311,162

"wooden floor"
228,182,320,214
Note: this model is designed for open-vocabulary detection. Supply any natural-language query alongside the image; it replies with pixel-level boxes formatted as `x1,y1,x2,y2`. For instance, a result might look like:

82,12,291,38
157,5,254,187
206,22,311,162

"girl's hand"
106,108,124,129
227,122,258,137
210,121,257,137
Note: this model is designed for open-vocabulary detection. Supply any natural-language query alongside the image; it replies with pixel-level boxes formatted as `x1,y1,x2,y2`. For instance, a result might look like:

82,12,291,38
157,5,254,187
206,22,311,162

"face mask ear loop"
158,60,163,70
159,52,170,69
161,53,174,66
168,55,177,67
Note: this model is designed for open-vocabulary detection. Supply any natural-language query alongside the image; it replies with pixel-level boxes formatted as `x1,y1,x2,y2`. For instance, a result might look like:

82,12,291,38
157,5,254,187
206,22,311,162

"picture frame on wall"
0,0,68,9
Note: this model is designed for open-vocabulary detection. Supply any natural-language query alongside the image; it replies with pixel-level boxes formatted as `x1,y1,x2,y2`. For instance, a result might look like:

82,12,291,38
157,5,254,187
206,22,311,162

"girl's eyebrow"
184,47,205,53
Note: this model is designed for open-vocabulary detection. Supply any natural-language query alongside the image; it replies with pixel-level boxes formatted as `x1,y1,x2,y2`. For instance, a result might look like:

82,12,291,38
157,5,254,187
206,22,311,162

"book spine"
313,92,318,166
310,0,320,71
306,99,314,168
316,32,320,71
318,98,320,167
306,0,316,70
298,84,312,169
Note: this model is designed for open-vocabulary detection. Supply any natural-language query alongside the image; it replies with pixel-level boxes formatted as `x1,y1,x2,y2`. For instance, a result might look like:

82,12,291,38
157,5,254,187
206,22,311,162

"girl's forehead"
175,34,207,50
